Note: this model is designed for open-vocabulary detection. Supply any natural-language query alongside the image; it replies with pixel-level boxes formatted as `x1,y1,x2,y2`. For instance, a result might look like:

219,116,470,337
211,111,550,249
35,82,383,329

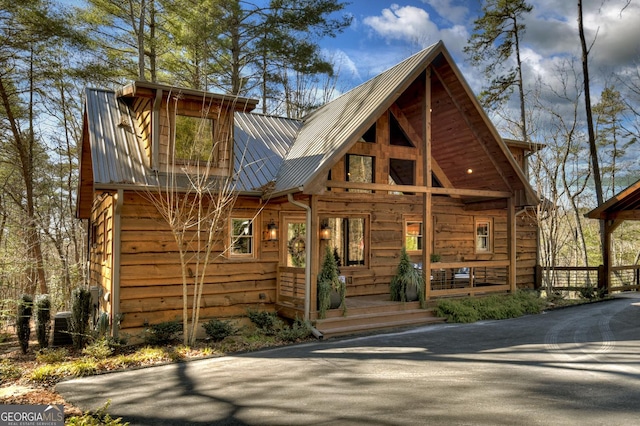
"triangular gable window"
359,124,376,143
390,113,414,147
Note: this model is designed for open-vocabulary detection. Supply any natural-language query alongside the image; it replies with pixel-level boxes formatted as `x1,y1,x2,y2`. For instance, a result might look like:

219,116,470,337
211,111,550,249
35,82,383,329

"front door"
283,215,306,268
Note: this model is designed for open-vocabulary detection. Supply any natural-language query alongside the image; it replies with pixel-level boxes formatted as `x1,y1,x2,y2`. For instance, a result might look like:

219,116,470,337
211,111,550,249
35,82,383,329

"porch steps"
313,297,446,339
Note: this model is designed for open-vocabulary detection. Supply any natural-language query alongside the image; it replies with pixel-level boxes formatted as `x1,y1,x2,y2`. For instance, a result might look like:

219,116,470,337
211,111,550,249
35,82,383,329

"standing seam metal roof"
273,42,440,192
233,112,301,192
84,88,301,192
85,88,154,187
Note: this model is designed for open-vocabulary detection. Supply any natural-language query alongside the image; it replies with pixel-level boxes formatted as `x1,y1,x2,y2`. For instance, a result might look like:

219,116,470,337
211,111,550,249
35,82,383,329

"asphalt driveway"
57,294,640,425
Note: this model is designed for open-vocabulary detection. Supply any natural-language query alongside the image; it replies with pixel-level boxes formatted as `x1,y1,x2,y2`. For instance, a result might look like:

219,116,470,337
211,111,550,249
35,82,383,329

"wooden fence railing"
428,260,510,297
276,266,305,309
535,265,640,294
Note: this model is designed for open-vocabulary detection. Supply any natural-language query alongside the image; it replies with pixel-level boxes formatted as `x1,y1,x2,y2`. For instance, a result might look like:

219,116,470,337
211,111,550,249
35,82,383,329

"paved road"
57,294,640,425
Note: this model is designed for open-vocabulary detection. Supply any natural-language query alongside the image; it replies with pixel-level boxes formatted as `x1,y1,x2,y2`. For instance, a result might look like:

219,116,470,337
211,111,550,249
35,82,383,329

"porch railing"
427,260,510,297
536,265,640,294
276,266,305,309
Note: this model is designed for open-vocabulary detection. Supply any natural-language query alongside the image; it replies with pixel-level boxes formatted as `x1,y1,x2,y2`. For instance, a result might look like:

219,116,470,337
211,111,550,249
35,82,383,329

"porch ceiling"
429,58,523,197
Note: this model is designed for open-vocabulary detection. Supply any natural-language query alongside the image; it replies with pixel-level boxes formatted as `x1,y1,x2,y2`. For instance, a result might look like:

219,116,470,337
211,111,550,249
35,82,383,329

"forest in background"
0,0,639,319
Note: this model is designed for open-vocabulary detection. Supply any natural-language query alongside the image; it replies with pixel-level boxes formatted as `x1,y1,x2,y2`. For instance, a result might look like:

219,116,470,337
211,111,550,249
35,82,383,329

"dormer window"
175,114,216,162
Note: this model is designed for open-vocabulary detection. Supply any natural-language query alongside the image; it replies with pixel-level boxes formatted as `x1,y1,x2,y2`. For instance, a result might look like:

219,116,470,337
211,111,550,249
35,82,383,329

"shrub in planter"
317,245,346,319
35,294,51,349
390,247,425,307
17,294,33,354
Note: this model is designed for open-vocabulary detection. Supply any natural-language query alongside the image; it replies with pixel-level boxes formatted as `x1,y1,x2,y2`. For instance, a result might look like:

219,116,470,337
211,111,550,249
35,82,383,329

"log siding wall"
89,191,116,318
315,192,536,298
115,192,278,334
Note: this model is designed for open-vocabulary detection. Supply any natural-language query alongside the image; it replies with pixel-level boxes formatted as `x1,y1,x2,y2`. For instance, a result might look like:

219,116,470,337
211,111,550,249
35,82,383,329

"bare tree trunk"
0,74,47,295
129,0,146,80
578,0,605,255
148,0,156,82
513,15,528,145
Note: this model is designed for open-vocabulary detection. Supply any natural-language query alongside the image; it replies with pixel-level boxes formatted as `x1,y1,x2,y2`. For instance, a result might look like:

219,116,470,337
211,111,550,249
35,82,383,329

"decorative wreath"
287,235,306,267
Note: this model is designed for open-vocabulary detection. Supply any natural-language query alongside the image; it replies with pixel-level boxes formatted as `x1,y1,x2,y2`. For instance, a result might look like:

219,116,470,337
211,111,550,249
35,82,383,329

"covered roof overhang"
586,178,640,221
117,81,259,112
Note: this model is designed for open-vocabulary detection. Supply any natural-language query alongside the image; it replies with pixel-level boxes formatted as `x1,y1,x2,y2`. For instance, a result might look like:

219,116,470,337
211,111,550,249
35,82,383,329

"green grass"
434,291,548,323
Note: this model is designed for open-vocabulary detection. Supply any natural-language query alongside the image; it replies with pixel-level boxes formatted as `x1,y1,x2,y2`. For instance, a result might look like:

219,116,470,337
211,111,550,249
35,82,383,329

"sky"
320,0,640,100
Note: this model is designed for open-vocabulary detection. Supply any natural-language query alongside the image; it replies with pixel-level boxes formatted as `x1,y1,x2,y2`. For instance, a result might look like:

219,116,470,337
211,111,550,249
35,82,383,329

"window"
174,114,216,162
389,158,415,194
389,159,415,186
475,218,492,253
389,113,414,147
324,217,367,267
231,218,254,256
405,221,423,252
359,123,376,143
347,154,374,193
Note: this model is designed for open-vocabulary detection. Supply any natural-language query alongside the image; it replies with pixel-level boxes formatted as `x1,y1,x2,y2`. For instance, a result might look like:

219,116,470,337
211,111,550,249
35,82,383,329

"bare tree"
531,60,594,292
141,91,263,345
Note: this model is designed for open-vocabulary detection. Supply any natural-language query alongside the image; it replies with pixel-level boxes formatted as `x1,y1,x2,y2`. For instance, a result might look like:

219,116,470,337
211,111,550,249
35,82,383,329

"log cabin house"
77,41,539,339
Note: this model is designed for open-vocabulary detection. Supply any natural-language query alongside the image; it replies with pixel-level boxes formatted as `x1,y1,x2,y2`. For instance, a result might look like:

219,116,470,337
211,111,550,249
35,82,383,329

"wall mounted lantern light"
320,221,331,240
266,220,278,241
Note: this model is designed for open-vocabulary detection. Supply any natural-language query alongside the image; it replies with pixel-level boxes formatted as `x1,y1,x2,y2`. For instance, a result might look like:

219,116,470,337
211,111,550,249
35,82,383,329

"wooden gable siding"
328,110,425,188
131,96,153,166
509,146,525,171
77,115,94,219
89,191,116,317
115,192,280,333
430,58,519,194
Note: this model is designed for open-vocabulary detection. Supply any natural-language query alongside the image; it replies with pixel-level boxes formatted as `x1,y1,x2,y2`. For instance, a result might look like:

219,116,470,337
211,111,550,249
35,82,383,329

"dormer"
117,81,258,176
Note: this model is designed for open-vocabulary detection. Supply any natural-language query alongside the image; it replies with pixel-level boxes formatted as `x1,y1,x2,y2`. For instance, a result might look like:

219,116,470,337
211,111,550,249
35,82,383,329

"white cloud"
324,48,360,82
421,0,468,25
362,4,470,59
363,5,438,44
588,1,640,69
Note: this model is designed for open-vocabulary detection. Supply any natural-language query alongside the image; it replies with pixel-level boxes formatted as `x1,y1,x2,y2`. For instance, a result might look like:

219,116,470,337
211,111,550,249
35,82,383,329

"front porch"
275,263,512,338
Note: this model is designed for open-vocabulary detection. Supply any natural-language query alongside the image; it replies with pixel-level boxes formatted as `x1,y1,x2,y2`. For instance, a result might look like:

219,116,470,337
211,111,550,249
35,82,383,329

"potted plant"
390,247,425,308
317,245,346,319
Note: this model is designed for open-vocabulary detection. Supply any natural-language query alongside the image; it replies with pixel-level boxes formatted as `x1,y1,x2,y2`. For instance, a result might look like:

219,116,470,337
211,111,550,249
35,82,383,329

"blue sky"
320,0,640,97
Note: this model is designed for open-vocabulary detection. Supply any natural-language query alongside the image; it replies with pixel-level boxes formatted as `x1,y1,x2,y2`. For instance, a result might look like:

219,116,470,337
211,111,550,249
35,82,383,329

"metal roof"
586,178,640,220
233,112,301,192
81,40,536,204
273,42,441,193
84,88,155,187
83,88,300,193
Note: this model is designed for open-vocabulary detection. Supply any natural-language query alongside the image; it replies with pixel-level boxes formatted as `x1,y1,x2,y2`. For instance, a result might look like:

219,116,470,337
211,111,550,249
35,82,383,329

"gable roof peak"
274,41,445,193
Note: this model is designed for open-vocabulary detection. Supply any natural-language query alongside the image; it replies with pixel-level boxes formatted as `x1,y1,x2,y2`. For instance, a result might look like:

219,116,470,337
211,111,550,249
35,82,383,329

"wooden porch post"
423,67,432,301
310,195,319,316
507,196,516,293
602,219,621,295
